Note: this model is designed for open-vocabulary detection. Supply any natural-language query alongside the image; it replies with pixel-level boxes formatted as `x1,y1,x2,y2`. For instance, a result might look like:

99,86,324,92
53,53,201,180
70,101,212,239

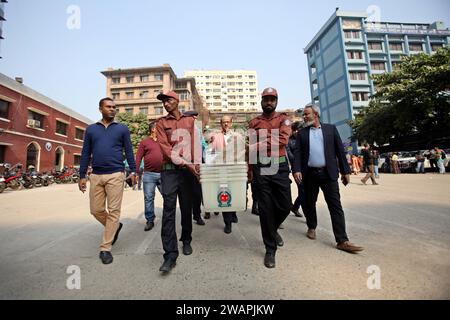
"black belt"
308,166,326,172
161,163,188,171
257,156,287,167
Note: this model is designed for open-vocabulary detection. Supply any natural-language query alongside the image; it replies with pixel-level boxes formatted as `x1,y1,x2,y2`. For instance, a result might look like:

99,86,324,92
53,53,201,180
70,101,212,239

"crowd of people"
76,89,369,272
348,147,446,176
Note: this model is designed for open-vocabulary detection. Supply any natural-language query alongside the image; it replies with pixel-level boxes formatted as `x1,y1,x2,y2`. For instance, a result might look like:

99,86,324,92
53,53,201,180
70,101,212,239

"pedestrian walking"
135,122,163,232
78,97,136,264
155,91,202,274
293,103,363,254
248,87,292,268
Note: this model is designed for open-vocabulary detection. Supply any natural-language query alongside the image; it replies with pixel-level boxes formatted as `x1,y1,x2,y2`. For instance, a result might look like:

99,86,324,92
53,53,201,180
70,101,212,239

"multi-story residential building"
101,64,203,121
0,73,92,171
204,108,302,129
304,9,450,145
0,0,7,59
184,70,259,112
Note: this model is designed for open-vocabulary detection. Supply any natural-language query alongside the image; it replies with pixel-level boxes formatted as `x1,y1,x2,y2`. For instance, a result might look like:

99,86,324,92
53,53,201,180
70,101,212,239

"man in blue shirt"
293,104,363,254
78,97,136,264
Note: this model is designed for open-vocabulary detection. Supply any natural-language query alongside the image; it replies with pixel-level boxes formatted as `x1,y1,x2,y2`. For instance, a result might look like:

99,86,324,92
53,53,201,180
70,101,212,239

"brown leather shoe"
336,241,364,253
306,229,316,240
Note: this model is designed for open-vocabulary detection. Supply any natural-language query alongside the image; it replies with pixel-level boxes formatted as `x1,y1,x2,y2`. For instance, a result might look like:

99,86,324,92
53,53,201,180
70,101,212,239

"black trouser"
223,212,237,225
251,181,259,209
292,181,305,212
160,169,195,261
253,162,292,254
192,176,202,220
303,168,349,244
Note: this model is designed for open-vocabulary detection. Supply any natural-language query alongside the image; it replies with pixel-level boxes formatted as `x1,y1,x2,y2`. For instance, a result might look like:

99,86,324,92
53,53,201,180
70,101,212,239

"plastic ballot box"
200,162,248,212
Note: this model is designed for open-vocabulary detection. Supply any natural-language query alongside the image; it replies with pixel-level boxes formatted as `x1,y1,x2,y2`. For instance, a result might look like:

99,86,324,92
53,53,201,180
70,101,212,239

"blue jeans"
416,161,425,173
143,172,161,222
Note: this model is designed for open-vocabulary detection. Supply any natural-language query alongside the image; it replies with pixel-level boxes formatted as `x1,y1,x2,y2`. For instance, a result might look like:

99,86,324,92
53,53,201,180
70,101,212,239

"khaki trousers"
89,172,124,251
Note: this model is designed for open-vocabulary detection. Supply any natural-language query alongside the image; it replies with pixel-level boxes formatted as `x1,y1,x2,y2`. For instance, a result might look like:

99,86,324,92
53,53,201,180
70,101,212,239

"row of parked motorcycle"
0,163,80,193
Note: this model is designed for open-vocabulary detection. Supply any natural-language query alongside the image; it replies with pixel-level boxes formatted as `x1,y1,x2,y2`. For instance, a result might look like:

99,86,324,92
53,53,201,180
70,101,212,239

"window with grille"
409,43,423,51
56,121,68,136
389,43,403,51
0,99,9,119
371,62,386,70
368,42,383,50
75,128,85,140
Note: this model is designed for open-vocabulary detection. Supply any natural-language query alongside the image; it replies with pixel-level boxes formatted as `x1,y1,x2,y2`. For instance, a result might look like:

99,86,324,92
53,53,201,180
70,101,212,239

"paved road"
0,173,449,299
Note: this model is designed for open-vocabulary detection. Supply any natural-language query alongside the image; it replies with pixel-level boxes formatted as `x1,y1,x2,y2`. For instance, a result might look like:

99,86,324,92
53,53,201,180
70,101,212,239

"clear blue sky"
1,0,449,121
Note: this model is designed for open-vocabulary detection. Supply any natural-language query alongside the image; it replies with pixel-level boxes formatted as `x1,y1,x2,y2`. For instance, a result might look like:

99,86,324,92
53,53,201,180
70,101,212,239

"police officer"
248,87,292,268
155,91,202,274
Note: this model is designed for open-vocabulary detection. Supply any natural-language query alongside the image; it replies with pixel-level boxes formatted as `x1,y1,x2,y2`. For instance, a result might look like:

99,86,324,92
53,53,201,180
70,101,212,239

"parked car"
376,150,448,173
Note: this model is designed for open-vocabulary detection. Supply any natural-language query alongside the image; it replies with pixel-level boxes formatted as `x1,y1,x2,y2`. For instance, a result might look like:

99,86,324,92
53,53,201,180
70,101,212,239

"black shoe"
194,218,205,226
231,214,238,223
214,212,219,216
291,208,303,218
144,221,154,231
99,251,113,264
159,259,176,273
275,232,284,247
264,252,275,268
204,212,211,219
112,222,123,245
251,205,259,215
224,223,232,234
182,242,193,255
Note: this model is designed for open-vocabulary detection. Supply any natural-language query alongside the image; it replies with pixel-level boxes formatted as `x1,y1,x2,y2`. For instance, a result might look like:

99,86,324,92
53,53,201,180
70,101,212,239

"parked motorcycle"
0,175,5,193
1,163,23,191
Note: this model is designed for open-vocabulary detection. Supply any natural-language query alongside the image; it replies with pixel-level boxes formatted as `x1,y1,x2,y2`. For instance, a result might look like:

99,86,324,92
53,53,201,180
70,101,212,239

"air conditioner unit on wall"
27,119,40,128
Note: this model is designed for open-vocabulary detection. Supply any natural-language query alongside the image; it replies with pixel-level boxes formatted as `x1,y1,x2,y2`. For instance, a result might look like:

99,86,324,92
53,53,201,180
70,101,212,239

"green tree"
116,112,150,152
350,47,450,145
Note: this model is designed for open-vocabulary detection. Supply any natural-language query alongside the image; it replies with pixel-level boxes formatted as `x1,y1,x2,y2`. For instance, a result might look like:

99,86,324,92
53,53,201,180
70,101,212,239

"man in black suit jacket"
293,104,363,253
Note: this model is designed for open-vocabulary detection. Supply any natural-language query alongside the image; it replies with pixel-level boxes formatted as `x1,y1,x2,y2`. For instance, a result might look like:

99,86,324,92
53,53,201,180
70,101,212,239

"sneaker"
112,222,123,245
99,251,113,264
204,212,211,219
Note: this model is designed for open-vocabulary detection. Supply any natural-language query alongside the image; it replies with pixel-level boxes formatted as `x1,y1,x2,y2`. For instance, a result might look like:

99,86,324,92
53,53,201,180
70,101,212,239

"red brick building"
0,73,93,172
